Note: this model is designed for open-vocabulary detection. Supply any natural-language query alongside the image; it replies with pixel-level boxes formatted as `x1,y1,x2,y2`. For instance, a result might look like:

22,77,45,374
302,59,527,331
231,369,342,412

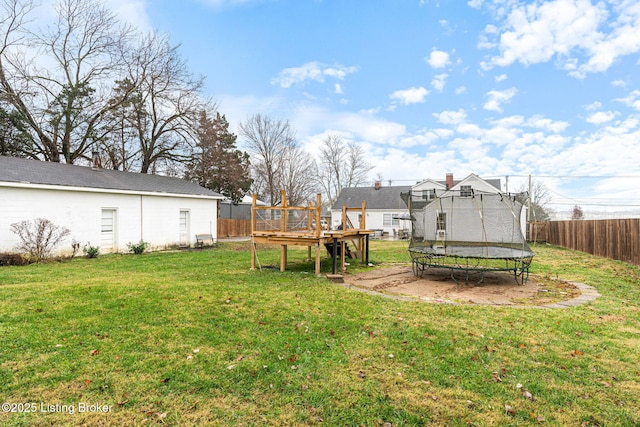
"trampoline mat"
409,245,534,260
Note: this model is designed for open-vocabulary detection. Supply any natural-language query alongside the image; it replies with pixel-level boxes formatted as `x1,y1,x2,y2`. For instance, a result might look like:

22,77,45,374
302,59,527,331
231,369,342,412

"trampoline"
402,191,534,285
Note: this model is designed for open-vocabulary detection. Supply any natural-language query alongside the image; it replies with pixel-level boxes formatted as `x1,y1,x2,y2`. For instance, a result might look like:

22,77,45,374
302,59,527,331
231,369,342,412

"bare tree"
316,134,372,205
111,32,206,173
279,144,317,206
0,0,136,163
1,0,206,173
239,113,294,205
239,114,318,205
516,179,553,221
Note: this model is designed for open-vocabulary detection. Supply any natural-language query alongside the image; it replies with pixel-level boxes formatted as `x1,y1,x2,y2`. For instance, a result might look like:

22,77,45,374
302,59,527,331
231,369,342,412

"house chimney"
374,181,381,190
446,173,454,190
91,151,101,170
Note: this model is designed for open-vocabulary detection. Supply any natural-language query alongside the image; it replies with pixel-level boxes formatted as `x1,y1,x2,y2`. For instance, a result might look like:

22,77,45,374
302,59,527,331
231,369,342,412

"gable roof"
332,185,412,210
0,156,223,198
448,173,501,194
415,175,501,191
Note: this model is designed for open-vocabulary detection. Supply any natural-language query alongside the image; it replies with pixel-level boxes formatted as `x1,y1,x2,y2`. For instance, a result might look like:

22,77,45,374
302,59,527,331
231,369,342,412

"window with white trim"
383,213,400,227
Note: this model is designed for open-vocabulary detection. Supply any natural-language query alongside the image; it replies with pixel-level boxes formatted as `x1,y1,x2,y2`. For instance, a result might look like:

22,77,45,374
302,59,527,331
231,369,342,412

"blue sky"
61,1,640,214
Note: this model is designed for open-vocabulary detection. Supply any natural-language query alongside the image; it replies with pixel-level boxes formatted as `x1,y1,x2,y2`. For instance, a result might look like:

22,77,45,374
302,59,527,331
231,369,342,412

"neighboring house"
0,156,224,256
411,173,502,201
331,174,503,237
331,182,412,235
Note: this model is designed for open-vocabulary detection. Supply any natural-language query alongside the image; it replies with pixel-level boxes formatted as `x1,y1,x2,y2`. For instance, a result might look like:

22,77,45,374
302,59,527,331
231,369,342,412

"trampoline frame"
402,190,534,285
409,244,533,285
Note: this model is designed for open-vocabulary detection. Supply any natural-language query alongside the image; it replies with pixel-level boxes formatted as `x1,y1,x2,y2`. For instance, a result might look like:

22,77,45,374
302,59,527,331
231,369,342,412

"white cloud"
491,115,525,128
526,115,570,133
389,86,430,105
425,50,451,69
615,90,640,110
455,86,468,95
586,111,617,125
397,128,453,148
290,103,406,146
495,74,507,82
110,0,152,32
271,62,358,88
479,0,640,78
457,123,483,137
584,101,602,111
434,109,466,125
334,83,343,95
431,73,448,92
483,87,517,113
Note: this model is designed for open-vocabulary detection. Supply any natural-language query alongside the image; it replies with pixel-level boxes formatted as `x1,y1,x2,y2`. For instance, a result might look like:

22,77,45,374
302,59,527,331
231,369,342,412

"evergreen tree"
185,111,252,203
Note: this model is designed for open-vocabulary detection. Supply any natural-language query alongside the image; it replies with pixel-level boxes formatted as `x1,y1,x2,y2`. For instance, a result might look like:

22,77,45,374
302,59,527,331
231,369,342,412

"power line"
387,175,640,183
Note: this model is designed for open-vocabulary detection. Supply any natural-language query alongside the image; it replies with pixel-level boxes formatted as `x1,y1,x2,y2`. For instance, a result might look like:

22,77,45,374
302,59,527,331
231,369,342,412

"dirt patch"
342,265,584,307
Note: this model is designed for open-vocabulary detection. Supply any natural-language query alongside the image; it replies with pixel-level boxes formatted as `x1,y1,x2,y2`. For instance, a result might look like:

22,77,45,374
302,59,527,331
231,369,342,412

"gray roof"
332,185,412,210
0,156,223,198
438,178,502,190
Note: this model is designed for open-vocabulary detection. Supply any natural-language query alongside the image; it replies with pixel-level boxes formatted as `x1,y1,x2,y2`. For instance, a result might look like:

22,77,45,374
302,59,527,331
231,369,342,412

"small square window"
460,185,473,197
421,189,437,200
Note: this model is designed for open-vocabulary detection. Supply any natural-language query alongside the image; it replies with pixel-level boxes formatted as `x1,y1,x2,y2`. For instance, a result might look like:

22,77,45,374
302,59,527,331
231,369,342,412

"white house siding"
0,185,218,255
330,209,409,236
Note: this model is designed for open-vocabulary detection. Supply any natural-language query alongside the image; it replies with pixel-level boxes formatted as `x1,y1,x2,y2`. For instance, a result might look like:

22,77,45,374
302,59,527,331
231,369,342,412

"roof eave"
0,181,224,199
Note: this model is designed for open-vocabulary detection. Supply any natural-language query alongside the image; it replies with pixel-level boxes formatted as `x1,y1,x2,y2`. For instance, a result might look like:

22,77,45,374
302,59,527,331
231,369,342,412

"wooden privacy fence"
217,218,251,237
529,219,640,266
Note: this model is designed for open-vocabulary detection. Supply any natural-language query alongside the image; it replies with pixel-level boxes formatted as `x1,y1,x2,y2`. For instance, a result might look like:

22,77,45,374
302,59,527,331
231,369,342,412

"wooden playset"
250,191,374,275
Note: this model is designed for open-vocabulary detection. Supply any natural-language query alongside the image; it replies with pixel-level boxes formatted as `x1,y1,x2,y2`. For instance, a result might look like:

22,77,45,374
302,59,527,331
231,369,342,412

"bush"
0,253,29,266
70,239,81,258
127,240,148,255
83,243,100,259
10,218,70,263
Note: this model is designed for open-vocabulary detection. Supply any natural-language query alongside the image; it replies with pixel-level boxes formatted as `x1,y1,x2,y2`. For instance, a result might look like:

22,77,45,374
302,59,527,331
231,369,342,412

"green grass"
0,241,639,426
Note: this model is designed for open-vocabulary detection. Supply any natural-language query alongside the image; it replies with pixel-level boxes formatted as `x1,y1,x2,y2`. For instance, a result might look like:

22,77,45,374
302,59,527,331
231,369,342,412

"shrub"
71,239,81,258
83,243,100,259
127,240,148,255
10,218,70,263
0,253,29,266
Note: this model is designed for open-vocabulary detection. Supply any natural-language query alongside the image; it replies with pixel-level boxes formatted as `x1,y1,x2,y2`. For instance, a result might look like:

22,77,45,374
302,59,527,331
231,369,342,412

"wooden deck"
251,191,374,275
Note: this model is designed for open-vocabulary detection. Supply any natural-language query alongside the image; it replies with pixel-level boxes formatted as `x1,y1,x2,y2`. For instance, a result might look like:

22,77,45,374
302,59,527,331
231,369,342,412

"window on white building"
383,213,400,227
422,189,436,200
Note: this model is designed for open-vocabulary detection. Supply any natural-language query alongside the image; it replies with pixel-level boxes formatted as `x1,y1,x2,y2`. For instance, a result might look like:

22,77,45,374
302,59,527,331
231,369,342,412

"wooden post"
280,190,288,272
307,201,313,233
315,243,321,276
280,245,287,272
251,242,256,270
316,193,322,238
342,204,347,230
361,200,366,230
281,190,288,233
251,194,257,270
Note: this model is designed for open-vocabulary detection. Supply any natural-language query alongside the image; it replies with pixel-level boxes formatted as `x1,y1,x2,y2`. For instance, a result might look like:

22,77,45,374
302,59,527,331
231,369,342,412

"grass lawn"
1,240,639,426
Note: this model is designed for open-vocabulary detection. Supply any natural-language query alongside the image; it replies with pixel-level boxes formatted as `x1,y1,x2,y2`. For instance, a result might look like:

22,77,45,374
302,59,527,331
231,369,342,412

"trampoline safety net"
401,191,534,284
